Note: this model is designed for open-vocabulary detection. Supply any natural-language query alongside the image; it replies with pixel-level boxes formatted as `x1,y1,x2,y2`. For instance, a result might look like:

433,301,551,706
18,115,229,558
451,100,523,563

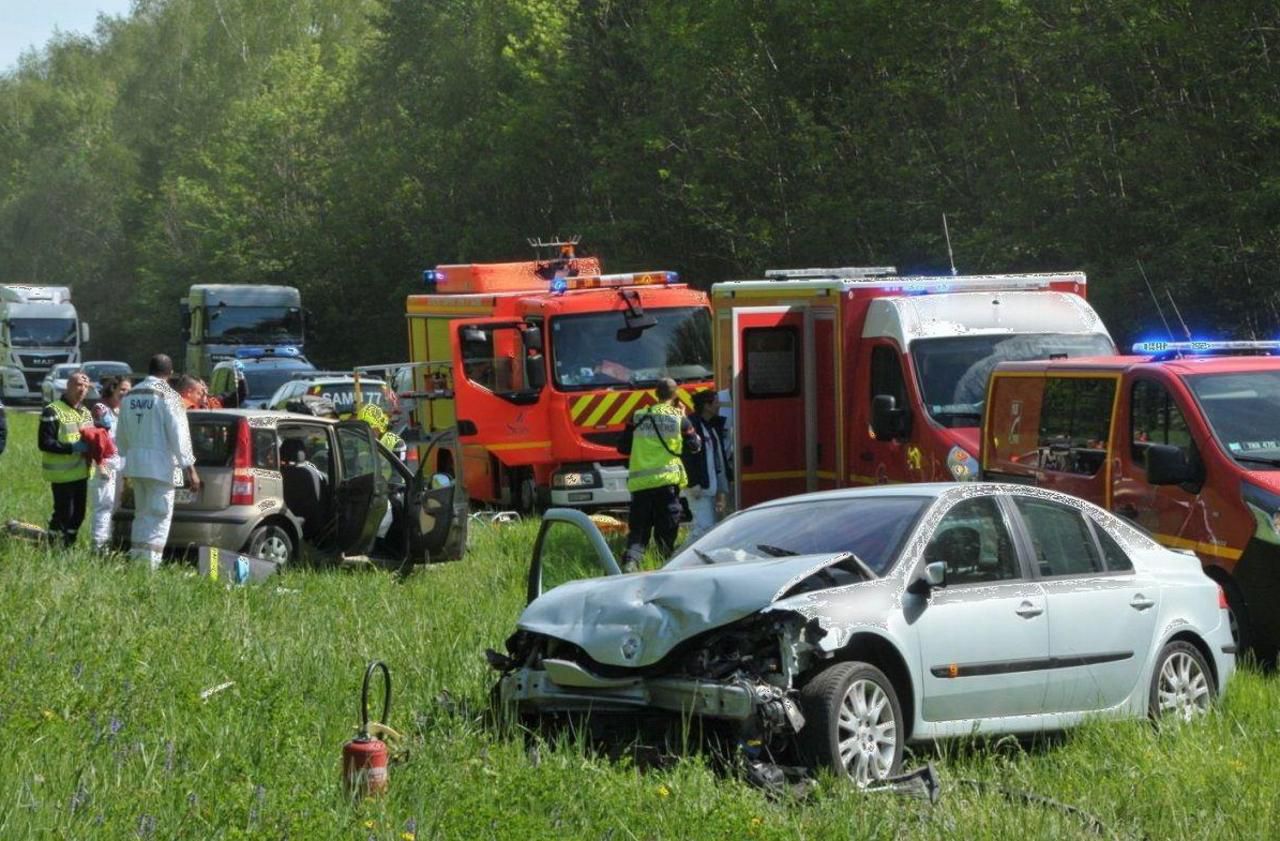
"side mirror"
522,324,543,352
907,561,947,596
872,394,911,441
616,326,643,343
1146,443,1194,486
79,322,91,344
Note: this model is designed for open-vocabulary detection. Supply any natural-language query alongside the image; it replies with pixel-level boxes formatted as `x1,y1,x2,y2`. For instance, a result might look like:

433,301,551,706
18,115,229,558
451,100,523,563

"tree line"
2,0,1278,367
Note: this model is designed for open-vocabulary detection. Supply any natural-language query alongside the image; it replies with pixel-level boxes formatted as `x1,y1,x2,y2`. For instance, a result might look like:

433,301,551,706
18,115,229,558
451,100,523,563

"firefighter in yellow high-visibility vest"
621,378,700,571
37,370,94,547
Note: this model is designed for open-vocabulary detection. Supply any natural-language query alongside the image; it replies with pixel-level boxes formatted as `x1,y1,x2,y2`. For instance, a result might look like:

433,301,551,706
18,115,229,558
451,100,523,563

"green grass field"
0,409,1277,839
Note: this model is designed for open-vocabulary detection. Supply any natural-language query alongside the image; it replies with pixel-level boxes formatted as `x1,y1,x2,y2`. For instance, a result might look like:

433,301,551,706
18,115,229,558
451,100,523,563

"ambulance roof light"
765,266,898,280
1132,340,1280,358
549,271,678,294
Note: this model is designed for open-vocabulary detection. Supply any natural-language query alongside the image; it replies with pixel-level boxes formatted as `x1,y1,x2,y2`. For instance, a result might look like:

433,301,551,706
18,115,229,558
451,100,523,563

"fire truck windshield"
206,306,303,344
8,318,78,347
1188,370,1280,467
912,332,1114,427
551,306,712,390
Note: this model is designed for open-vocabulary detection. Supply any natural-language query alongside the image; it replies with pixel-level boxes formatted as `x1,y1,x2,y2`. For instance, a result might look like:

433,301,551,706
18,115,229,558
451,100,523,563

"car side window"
1037,376,1116,476
1091,520,1134,572
923,497,1020,584
1013,497,1104,576
1130,379,1193,467
252,430,278,470
336,426,375,479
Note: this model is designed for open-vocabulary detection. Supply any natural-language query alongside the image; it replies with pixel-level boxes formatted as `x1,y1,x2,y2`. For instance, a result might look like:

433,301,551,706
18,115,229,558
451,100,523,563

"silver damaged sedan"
489,483,1236,784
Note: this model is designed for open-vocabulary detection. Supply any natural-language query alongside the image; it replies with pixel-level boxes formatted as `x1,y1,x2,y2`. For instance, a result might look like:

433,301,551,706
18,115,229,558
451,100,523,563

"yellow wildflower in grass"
402,833,416,841
656,783,671,798
41,709,55,721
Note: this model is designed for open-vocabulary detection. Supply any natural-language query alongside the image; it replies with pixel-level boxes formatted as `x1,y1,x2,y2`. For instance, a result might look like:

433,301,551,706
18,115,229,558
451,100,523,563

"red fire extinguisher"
342,661,392,798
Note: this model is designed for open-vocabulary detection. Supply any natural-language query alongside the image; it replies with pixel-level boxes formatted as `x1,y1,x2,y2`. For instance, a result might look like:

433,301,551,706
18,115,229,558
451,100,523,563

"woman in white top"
89,376,131,550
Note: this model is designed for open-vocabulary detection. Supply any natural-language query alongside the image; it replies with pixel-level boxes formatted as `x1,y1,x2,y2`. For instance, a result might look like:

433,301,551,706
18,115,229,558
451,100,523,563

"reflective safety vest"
42,400,92,484
379,431,406,461
626,403,687,492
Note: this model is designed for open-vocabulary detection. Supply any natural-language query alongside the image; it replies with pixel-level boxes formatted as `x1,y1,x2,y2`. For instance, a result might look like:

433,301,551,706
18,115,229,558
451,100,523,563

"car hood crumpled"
517,553,850,669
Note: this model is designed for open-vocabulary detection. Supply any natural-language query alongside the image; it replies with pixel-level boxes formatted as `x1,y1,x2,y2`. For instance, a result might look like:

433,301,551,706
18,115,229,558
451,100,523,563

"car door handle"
1129,594,1156,611
1015,601,1043,618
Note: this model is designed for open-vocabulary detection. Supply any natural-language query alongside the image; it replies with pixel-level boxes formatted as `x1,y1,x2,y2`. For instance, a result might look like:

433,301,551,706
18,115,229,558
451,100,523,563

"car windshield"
1187,370,1280,468
667,495,929,575
9,318,77,347
242,362,315,399
206,306,303,343
551,306,712,390
912,332,1115,427
51,364,80,378
83,362,131,381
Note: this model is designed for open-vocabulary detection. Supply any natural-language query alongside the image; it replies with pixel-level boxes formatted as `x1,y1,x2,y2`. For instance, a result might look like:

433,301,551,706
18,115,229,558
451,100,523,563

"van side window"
1014,497,1104,577
743,327,799,397
1037,376,1116,476
870,345,907,407
1130,380,1192,465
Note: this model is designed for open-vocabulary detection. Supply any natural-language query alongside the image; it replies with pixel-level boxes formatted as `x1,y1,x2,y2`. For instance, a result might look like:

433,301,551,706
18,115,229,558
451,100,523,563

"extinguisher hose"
360,660,391,740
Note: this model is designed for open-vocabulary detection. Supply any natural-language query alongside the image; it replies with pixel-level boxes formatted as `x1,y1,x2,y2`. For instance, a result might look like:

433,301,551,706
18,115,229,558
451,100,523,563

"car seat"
926,525,982,583
280,439,327,541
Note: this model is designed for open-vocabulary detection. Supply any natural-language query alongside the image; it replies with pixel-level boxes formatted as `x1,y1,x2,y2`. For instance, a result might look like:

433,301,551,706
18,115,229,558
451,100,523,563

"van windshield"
205,306,303,344
912,333,1115,427
551,307,712,391
1187,370,1280,468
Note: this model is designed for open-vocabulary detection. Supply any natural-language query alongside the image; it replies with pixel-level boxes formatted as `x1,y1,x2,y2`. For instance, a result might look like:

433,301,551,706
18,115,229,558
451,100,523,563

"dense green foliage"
2,1,1279,365
2,410,1280,839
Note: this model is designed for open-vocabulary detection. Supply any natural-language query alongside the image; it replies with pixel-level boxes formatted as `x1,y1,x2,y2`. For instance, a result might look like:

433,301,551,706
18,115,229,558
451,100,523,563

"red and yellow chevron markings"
570,387,698,427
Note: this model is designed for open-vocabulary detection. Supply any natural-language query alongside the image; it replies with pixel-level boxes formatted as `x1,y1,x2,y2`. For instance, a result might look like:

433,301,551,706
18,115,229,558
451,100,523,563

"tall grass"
0,410,1276,839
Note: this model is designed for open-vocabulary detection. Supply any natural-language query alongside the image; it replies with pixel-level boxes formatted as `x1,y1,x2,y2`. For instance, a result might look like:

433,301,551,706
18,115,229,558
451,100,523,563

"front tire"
245,523,294,566
1149,640,1215,721
798,661,903,785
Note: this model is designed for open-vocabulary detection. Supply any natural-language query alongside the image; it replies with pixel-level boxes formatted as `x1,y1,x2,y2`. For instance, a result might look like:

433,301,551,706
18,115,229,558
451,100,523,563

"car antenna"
1136,259,1175,340
942,213,958,276
1164,288,1193,341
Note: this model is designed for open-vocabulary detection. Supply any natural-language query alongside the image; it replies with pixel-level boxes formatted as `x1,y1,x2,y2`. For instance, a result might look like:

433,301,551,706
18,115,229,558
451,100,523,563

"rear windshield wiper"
756,543,798,557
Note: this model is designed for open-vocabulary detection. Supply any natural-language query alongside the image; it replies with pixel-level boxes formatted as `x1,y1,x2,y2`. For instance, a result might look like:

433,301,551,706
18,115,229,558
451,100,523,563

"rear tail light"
230,418,254,506
1218,586,1229,610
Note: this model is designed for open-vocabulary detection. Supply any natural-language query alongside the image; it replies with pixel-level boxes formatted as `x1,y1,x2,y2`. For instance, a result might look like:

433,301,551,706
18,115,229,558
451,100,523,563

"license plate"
175,488,198,505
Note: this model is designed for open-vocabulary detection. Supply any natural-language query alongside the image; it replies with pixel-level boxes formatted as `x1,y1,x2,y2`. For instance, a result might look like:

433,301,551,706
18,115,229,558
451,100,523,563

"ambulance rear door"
731,306,836,509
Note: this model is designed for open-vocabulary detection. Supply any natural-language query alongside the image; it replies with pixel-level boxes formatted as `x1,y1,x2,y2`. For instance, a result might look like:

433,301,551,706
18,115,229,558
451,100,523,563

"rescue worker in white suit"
115,354,200,569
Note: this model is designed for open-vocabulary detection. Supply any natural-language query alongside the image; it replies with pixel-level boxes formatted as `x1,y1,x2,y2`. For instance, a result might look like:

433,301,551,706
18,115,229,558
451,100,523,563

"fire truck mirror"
872,394,912,441
521,324,543,351
1145,442,1195,486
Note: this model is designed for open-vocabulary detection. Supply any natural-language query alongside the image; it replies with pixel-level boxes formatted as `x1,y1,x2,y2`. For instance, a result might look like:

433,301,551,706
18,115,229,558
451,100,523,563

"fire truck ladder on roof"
764,266,899,281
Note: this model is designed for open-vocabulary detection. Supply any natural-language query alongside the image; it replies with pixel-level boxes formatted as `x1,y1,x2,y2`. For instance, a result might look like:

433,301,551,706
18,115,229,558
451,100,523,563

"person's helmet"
356,403,389,434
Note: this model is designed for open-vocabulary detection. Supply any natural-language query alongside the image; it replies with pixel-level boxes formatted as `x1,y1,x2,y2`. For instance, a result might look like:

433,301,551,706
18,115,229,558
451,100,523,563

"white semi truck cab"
0,285,89,402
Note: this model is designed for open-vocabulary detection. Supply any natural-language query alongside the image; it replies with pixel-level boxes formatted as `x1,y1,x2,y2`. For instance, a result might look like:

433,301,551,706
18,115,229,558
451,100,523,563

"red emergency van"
712,268,1114,509
406,247,713,510
982,340,1280,655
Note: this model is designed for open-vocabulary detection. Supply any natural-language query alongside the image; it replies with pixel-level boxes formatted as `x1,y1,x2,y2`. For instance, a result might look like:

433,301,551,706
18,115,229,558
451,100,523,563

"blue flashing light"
665,271,679,284
550,276,569,294
422,269,445,285
1132,340,1280,356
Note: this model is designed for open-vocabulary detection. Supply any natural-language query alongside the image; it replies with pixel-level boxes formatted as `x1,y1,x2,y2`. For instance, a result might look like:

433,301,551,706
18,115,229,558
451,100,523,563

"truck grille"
18,353,70,369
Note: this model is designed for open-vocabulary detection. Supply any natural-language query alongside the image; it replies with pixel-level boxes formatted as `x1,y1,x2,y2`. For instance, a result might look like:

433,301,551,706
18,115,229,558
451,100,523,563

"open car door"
408,426,469,562
334,420,390,555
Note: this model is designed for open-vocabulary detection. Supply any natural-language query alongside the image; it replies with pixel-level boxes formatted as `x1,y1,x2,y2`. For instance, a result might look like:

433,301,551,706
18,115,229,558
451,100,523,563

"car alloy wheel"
798,661,903,785
247,524,293,566
1150,641,1214,722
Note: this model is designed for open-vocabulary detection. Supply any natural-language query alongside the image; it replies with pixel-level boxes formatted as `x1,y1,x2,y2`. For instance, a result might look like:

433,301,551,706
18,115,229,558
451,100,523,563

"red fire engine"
405,243,714,510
